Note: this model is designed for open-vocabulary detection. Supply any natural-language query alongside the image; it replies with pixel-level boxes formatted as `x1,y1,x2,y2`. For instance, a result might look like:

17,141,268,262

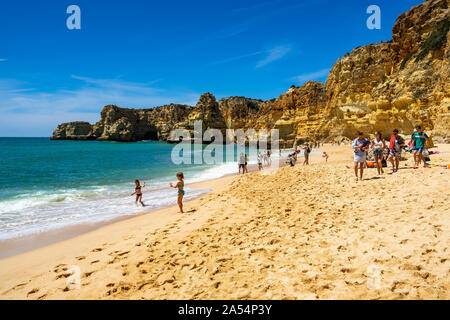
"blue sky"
0,0,423,136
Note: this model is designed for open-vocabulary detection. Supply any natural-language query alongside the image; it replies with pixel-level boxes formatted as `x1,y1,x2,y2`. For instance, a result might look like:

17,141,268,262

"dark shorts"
239,164,245,169
389,150,402,158
373,149,383,157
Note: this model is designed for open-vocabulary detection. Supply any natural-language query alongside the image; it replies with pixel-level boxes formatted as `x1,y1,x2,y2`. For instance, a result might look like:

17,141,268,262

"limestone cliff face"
323,0,449,141
50,122,95,140
93,104,193,142
51,0,449,144
186,92,227,132
52,104,193,142
218,96,263,130
166,93,229,143
247,82,327,146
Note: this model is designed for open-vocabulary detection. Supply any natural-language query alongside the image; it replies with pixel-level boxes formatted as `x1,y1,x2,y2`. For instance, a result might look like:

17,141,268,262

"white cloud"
211,45,292,68
210,50,264,65
0,59,7,62
0,76,200,136
291,68,330,83
256,45,292,68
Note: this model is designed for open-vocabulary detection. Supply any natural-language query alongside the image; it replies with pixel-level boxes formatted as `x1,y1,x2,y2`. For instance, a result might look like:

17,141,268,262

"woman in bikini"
131,179,146,207
170,172,184,213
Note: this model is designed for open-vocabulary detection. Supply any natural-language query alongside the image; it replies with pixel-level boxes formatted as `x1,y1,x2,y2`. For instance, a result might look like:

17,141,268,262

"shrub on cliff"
415,18,450,62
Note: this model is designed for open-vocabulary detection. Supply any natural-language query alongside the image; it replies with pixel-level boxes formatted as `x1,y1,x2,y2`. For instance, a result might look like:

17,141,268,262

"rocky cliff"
322,0,449,141
52,0,449,144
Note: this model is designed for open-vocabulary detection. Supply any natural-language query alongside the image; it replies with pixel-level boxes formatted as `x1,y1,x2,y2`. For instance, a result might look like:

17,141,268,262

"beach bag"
423,148,429,157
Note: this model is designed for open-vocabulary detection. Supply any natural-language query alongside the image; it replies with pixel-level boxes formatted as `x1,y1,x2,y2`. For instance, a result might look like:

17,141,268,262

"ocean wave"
0,182,210,240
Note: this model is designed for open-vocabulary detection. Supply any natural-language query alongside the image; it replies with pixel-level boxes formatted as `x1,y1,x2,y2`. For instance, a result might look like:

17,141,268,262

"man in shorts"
303,144,311,165
238,152,246,174
388,129,405,173
410,125,429,168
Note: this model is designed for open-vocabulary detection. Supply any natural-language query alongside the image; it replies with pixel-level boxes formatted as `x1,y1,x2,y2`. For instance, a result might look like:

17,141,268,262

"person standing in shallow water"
244,153,249,173
170,172,184,213
131,180,146,207
238,152,246,174
352,132,369,181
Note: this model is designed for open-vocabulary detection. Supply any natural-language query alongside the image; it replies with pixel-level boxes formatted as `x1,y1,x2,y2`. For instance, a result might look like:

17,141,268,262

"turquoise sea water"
0,138,258,240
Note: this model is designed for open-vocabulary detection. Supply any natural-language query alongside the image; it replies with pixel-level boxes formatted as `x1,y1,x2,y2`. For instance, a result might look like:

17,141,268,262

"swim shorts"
373,149,383,157
389,149,402,158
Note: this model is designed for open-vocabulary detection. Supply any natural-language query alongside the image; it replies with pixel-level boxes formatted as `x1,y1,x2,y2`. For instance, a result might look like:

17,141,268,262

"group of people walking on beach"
238,151,273,173
130,126,429,213
352,126,429,181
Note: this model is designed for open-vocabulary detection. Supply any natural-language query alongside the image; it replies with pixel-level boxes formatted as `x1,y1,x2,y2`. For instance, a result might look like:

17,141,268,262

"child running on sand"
170,172,184,213
322,152,329,162
131,180,146,207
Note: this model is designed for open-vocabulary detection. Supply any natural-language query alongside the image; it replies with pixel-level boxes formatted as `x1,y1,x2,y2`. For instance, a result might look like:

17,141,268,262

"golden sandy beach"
0,145,449,300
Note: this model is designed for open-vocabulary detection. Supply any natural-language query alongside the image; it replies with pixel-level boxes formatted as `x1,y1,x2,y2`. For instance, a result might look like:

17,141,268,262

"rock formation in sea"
51,0,449,145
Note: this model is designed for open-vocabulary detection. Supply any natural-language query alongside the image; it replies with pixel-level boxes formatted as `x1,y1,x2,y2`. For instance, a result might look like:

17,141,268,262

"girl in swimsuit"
131,179,146,207
170,172,184,213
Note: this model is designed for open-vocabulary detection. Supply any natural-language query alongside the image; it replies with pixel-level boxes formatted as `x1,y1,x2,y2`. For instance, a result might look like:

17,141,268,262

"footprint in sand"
91,248,103,252
83,271,94,278
55,272,72,280
12,282,27,289
27,288,39,296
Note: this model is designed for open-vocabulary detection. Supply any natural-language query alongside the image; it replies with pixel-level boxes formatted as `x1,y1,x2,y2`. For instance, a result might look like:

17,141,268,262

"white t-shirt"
373,138,383,150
